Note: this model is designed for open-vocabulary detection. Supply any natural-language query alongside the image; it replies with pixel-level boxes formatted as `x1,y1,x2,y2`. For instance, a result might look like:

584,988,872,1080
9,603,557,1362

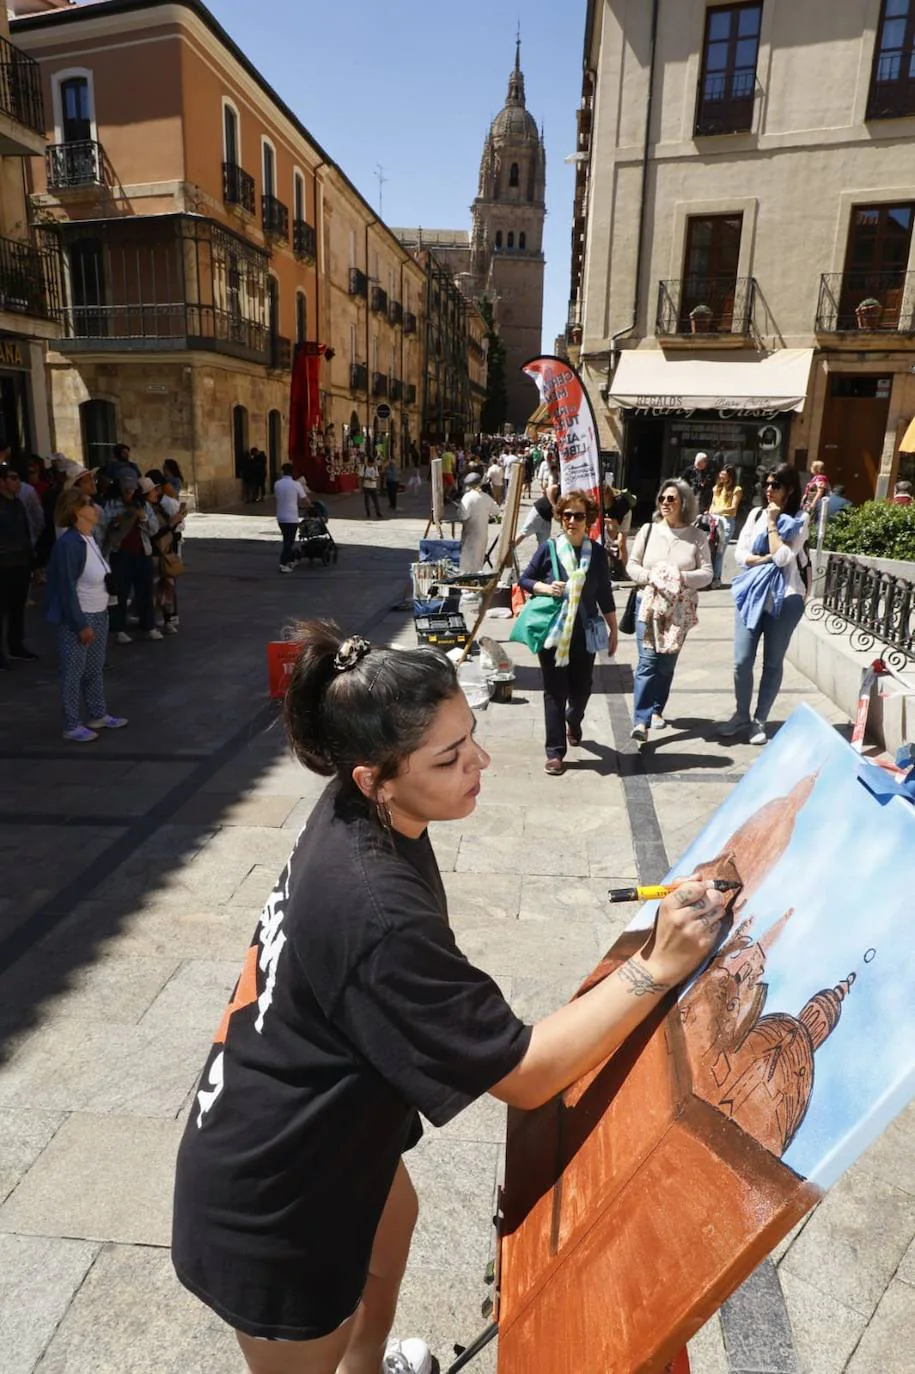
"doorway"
818,375,890,505
79,398,117,468
268,409,282,488
0,369,31,461
625,416,667,522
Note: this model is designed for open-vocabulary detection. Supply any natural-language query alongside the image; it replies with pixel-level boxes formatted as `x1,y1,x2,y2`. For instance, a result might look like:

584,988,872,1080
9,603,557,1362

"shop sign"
0,339,26,369
632,397,785,420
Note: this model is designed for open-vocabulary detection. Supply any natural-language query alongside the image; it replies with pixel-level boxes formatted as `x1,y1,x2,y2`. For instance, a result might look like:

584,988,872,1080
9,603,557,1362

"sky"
625,704,915,1190
201,0,585,350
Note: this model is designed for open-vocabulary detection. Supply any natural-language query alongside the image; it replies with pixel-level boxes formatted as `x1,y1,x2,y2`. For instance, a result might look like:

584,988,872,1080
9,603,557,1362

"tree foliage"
824,501,915,561
478,296,507,434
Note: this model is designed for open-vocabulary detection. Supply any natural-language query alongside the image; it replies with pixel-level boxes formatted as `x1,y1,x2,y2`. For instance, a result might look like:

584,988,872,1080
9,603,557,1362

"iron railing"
0,34,44,136
807,553,915,670
656,276,756,336
370,285,388,314
262,194,289,243
222,161,256,214
293,218,316,261
46,140,105,191
0,233,57,318
403,311,417,335
269,334,291,370
372,370,388,397
694,71,756,136
350,361,367,391
349,267,367,298
816,272,915,333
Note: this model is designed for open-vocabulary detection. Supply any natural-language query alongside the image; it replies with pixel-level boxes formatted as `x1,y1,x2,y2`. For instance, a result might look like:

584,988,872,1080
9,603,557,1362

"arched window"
495,230,503,249
509,162,519,187
295,290,307,345
507,231,514,249
519,231,526,250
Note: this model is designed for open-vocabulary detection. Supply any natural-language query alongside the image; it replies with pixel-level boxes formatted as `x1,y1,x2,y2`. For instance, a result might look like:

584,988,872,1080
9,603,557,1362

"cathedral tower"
472,38,546,430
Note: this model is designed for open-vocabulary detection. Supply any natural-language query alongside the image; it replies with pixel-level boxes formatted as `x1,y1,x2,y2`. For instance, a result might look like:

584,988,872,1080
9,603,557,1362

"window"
262,139,276,198
868,0,915,119
349,229,357,270
495,230,503,249
695,3,761,136
350,322,357,362
507,231,514,249
267,275,280,335
519,231,526,250
60,76,91,143
79,398,116,466
295,291,307,344
232,404,249,478
293,170,306,222
838,202,915,328
680,213,743,330
509,162,519,187
68,238,105,337
223,99,239,165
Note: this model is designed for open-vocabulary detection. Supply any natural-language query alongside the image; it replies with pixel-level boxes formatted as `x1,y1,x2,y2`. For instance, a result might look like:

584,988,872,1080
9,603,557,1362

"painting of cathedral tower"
396,39,546,431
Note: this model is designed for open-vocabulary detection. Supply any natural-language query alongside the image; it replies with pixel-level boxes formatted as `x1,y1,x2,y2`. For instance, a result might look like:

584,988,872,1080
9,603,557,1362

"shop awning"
900,416,915,452
607,349,814,415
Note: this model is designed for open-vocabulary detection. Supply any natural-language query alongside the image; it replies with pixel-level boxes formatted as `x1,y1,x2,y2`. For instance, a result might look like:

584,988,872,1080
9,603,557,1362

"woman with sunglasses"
626,479,712,748
719,463,807,746
519,490,618,776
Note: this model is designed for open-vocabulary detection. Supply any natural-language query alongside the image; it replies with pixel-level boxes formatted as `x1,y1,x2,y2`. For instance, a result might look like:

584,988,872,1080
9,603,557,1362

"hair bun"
334,636,372,673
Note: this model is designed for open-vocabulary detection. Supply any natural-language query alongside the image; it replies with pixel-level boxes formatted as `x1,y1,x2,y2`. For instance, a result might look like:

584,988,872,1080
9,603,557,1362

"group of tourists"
0,442,186,741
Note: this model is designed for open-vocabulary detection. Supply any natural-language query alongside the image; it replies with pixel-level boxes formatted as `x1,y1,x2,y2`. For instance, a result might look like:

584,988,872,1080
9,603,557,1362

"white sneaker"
650,713,667,730
718,712,750,737
145,629,164,641
384,1339,432,1374
630,723,649,748
114,631,132,645
170,615,180,627
164,621,179,634
748,719,768,745
279,564,294,574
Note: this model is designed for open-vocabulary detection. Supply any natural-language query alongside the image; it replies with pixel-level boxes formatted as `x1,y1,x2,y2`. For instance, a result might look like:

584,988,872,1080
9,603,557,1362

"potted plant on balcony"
689,303,714,334
855,297,882,329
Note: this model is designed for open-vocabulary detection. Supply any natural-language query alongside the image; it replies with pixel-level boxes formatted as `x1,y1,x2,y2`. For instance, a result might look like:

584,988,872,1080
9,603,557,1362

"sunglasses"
658,494,679,504
562,511,587,522
764,480,784,490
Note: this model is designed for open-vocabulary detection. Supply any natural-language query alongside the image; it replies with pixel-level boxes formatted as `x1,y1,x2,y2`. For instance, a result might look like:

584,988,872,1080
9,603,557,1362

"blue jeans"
733,595,805,723
633,599,680,726
713,516,734,581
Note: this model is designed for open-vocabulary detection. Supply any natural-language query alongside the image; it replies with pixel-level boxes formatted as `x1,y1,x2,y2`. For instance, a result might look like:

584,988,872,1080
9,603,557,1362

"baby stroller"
295,505,339,566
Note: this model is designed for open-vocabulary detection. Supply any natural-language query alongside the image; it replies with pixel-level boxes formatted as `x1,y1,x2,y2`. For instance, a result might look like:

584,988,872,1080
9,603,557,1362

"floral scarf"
543,534,591,666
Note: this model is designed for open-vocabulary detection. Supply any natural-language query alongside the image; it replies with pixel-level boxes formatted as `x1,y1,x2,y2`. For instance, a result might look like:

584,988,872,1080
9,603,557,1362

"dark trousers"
109,549,155,633
386,481,398,510
363,487,382,517
0,563,31,656
538,630,595,759
278,522,298,567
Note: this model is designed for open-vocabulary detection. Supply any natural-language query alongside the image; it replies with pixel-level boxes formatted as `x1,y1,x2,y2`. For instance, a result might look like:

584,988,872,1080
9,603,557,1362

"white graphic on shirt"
254,865,290,1032
195,1050,224,1128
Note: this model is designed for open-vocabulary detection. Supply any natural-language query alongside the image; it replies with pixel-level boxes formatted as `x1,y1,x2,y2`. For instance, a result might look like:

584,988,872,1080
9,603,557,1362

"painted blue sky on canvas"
627,706,915,1189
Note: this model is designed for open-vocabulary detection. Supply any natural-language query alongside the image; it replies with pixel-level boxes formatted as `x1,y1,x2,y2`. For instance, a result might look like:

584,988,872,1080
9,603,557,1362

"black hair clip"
334,636,372,672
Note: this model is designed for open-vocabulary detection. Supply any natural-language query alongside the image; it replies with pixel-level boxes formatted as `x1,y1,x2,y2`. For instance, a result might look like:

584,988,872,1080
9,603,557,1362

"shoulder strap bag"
509,540,563,654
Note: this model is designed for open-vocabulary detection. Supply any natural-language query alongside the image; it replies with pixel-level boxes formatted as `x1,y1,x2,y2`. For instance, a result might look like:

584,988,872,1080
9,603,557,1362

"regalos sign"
522,355,601,508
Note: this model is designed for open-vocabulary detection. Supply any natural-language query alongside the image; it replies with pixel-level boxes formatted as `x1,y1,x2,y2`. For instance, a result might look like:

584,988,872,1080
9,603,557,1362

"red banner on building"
289,342,329,491
522,355,601,509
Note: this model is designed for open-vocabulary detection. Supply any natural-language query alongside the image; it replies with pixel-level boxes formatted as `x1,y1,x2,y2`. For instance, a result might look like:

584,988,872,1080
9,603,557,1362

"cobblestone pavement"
0,490,911,1373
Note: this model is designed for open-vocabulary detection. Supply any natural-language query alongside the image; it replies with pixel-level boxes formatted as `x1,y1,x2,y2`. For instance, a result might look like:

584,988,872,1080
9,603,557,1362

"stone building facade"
397,40,546,433
570,0,915,510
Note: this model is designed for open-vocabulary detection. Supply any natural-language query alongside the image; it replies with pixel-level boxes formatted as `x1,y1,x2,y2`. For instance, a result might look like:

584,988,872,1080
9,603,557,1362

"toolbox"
414,611,469,651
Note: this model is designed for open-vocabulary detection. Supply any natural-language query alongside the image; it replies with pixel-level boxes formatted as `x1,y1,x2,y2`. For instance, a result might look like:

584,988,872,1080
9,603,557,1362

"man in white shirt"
458,473,500,573
486,458,504,506
274,463,310,573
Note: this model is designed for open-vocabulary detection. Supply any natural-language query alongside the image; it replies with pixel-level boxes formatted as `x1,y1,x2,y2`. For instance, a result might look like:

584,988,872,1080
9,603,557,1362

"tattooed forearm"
617,959,672,998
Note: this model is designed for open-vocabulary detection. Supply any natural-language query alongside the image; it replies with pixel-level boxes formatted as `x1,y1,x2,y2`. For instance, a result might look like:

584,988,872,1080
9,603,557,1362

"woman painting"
172,620,727,1374
519,490,619,776
43,489,127,742
626,479,712,748
708,465,742,586
719,463,809,746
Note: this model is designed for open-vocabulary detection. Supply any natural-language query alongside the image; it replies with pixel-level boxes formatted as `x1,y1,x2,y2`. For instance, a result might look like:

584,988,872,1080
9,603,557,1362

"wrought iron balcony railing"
372,371,388,397
656,276,756,336
371,285,388,315
694,71,756,136
262,194,289,243
403,311,417,335
222,161,256,214
390,378,403,401
0,34,44,137
815,272,915,333
807,553,915,670
46,140,105,191
0,233,57,319
293,218,316,261
350,361,368,391
349,268,367,298
269,334,291,370
405,382,417,405
389,299,403,327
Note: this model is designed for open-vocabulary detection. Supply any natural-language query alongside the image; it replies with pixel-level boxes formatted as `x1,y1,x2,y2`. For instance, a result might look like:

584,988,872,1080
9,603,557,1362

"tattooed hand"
637,879,728,989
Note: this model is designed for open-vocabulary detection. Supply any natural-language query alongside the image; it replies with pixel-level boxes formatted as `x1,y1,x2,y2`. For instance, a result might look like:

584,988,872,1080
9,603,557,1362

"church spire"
507,31,526,106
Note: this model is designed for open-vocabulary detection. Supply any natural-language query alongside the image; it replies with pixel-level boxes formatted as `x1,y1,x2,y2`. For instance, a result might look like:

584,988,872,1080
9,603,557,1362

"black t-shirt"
172,783,531,1339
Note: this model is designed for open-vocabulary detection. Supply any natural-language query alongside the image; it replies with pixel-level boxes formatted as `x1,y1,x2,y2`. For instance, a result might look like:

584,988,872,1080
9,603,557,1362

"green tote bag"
510,541,563,654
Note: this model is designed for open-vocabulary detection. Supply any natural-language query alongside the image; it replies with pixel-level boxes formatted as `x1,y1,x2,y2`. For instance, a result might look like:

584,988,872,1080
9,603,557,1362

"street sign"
375,402,392,421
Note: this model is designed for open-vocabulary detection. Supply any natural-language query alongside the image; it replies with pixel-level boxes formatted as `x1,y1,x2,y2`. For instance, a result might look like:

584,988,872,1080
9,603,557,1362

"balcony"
350,361,368,391
370,284,388,315
372,371,388,397
390,377,403,401
0,233,60,322
403,311,417,335
262,194,289,244
815,272,915,334
0,34,45,155
656,277,756,340
694,72,756,137
349,267,367,298
405,382,417,405
222,161,256,215
269,334,292,370
867,52,915,121
389,299,403,327
46,140,106,193
293,218,316,262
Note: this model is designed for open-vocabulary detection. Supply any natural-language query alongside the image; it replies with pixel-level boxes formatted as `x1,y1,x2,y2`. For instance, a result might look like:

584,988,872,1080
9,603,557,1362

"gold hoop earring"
375,797,394,830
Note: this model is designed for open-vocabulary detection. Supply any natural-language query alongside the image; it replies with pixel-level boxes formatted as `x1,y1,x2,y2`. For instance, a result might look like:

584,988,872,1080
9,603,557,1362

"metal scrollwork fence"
806,553,915,671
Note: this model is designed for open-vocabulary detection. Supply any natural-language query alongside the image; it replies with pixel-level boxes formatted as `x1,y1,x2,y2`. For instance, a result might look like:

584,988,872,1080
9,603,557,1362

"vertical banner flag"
522,355,602,510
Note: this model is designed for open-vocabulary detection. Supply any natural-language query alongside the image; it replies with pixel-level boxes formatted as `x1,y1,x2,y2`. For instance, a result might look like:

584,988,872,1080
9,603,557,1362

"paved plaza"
0,490,912,1373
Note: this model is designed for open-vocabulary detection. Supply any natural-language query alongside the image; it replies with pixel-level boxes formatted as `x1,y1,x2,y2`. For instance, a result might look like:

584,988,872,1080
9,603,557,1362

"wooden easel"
457,462,524,665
